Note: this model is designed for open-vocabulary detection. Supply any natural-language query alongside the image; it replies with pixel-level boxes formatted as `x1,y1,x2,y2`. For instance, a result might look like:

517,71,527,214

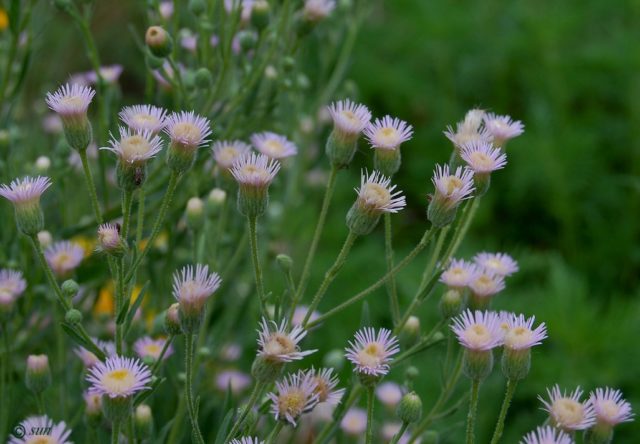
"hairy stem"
225,383,263,441
489,379,518,444
366,387,375,444
79,148,103,225
184,334,205,444
247,215,267,317
389,422,409,444
466,379,480,444
384,213,401,323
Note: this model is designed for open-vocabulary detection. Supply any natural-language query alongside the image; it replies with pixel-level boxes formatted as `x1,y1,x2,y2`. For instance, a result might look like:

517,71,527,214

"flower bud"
61,279,80,299
584,424,614,444
251,0,270,30
501,347,531,381
238,30,258,52
188,0,206,15
405,366,419,382
374,148,402,177
205,188,226,216
145,26,173,58
251,355,283,384
463,349,494,381
439,289,463,319
102,395,133,423
164,303,182,336
400,316,420,346
134,404,154,439
98,223,127,258
276,254,293,273
65,308,83,325
194,67,213,89
26,354,51,394
186,197,205,229
397,391,423,424
35,156,51,173
37,230,52,248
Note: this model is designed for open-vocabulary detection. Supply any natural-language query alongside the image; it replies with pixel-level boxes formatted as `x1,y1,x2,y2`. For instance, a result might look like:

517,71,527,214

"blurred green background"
1,0,639,442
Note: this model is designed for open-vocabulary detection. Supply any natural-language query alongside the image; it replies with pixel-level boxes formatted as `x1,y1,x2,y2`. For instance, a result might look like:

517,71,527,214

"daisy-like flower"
8,415,72,444
468,271,506,309
452,310,503,351
460,140,507,174
103,127,163,165
229,438,265,444
119,105,168,134
348,170,406,235
215,370,252,394
474,252,519,277
97,223,125,256
134,336,174,362
75,339,116,369
45,241,84,277
503,314,547,351
306,367,345,405
211,140,252,171
268,371,319,426
165,111,212,173
376,381,403,408
440,259,479,290
0,269,26,298
87,355,152,398
172,264,222,332
303,0,336,22
0,176,51,206
327,99,371,142
345,327,400,377
588,387,634,426
257,318,316,363
364,115,413,151
340,408,367,435
483,113,524,147
251,132,298,160
86,64,124,85
539,385,596,431
520,426,573,444
45,83,95,122
444,109,490,148
231,153,281,217
159,1,174,19
428,165,475,227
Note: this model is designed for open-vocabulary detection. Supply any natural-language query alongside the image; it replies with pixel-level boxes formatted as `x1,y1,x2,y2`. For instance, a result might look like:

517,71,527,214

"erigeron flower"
376,381,403,408
257,318,316,363
364,116,413,151
0,176,51,236
501,314,547,380
134,336,174,363
539,385,596,431
468,271,506,309
325,99,371,168
45,241,84,277
345,327,400,379
165,111,212,173
444,109,492,150
97,223,126,257
340,408,367,435
473,252,519,277
84,391,103,421
103,127,163,164
347,170,406,235
229,438,264,444
74,338,116,369
251,131,298,159
452,310,503,351
159,1,174,19
268,371,319,426
460,140,507,194
588,388,634,426
172,264,222,333
440,259,479,290
0,269,26,298
8,415,72,444
211,140,252,171
231,153,281,217
119,105,168,134
306,367,345,405
483,113,524,147
215,370,252,394
85,65,124,85
520,426,573,444
45,83,95,150
303,0,336,22
427,165,475,227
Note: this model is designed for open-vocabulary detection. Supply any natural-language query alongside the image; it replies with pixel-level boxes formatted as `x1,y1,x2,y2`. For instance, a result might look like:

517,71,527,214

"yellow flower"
94,282,115,317
0,9,9,31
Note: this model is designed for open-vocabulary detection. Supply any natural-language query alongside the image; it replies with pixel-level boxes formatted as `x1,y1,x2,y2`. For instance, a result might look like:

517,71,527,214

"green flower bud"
251,355,283,384
65,309,83,325
61,279,80,299
164,303,182,336
405,366,419,382
463,349,494,381
397,391,423,424
501,347,531,380
145,26,173,58
26,354,51,395
439,289,463,319
134,404,154,439
186,197,205,230
238,30,258,52
323,349,345,371
188,0,206,15
194,67,213,89
276,254,293,273
251,0,270,30
84,392,103,426
102,394,133,423
206,188,226,215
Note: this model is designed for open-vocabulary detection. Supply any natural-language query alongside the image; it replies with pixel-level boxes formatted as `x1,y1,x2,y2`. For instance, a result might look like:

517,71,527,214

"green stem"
265,422,284,444
184,334,205,444
150,336,174,375
0,323,8,440
489,379,518,444
418,226,449,293
79,148,103,225
293,166,338,311
301,230,358,327
111,421,120,444
384,213,400,323
115,260,125,355
247,215,267,317
466,379,480,444
135,188,145,247
441,198,480,266
121,190,134,241
315,385,363,444
389,422,409,444
308,228,435,328
29,236,70,311
366,387,375,444
125,171,180,283
35,393,45,414
225,383,263,441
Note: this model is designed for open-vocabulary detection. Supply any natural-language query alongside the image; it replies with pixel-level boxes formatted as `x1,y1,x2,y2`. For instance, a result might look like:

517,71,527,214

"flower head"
257,318,316,362
376,381,403,408
211,140,252,170
440,259,479,290
444,109,492,149
87,355,152,399
460,141,507,174
164,111,212,150
539,385,596,431
0,269,26,298
75,338,116,369
172,264,221,305
468,271,506,298
306,367,345,405
520,426,573,444
268,371,319,426
251,132,297,159
354,170,406,214
327,99,371,139
103,127,163,165
86,65,124,85
364,116,413,151
45,83,95,119
345,327,400,376
8,415,72,444
231,153,281,187
473,252,519,277
303,0,336,22
451,310,503,351
340,408,367,435
503,314,547,350
97,223,123,252
0,176,51,205
134,336,174,362
431,165,475,209
483,113,524,146
45,241,84,277
119,105,168,134
588,388,634,426
215,370,252,394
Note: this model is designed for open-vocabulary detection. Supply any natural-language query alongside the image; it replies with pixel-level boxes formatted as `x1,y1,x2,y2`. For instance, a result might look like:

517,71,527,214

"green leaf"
8,0,20,36
124,281,149,337
116,296,130,325
60,323,106,360
213,410,234,444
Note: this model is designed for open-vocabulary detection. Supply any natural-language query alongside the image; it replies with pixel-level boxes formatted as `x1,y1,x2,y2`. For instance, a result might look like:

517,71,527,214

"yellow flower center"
144,343,161,356
264,334,295,356
357,342,383,368
463,324,491,349
279,389,305,417
473,275,494,292
102,368,136,395
469,151,492,169
26,437,54,444
444,176,463,195
313,376,329,402
217,147,239,166
340,110,359,124
599,400,620,420
504,326,532,349
264,140,284,156
132,113,159,126
554,398,585,426
173,122,201,144
361,183,390,208
121,135,152,160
